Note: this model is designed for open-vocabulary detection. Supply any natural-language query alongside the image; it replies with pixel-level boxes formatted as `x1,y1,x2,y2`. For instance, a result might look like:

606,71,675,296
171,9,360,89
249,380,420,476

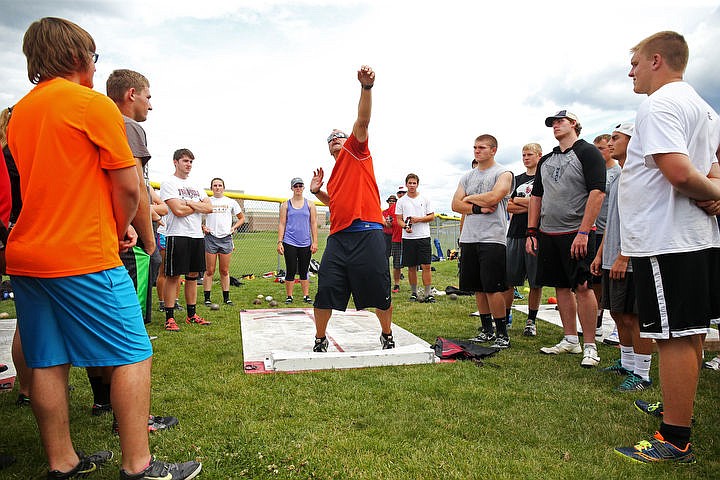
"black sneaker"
148,415,179,432
47,450,113,479
423,295,436,303
16,393,30,406
120,456,202,480
224,299,233,306
173,302,184,312
409,294,418,302
380,334,396,349
158,301,165,312
91,403,112,416
285,296,293,304
204,299,212,307
313,337,328,352
303,295,313,304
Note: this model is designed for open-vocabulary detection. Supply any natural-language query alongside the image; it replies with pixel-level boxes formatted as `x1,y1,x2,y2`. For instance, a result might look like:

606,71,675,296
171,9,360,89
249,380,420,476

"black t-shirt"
507,172,535,238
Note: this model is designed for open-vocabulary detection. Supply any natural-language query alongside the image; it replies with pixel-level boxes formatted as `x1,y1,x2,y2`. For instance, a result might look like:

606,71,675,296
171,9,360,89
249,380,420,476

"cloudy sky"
1,0,719,214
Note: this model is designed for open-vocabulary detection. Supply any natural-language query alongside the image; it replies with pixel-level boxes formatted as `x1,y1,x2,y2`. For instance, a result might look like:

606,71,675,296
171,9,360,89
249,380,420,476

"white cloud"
2,0,719,214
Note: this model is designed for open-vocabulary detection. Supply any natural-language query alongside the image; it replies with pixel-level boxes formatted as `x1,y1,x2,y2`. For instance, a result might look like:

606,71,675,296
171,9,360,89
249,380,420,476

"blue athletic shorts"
12,267,153,368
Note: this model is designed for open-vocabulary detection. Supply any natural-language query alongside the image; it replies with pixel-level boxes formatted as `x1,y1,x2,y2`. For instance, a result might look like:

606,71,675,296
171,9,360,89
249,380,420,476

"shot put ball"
210,303,220,310
265,295,273,302
448,293,458,300
269,300,278,307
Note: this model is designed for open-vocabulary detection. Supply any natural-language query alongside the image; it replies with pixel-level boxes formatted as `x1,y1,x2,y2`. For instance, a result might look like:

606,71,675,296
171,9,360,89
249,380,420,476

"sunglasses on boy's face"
326,132,348,143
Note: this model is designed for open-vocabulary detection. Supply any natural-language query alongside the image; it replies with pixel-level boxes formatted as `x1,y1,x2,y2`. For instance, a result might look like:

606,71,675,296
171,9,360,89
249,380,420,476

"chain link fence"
157,187,461,280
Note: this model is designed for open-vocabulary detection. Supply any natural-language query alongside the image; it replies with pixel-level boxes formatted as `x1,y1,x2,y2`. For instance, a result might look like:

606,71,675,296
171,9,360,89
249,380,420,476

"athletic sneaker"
580,344,600,368
148,415,179,432
423,295,436,303
313,337,328,353
380,334,396,349
0,364,7,373
165,318,180,332
603,328,620,346
392,285,400,293
119,455,202,480
224,299,234,306
47,450,113,479
513,287,524,300
540,338,582,355
158,301,165,312
703,355,720,370
15,393,30,406
617,373,653,392
634,399,664,418
91,403,112,416
204,299,212,307
469,330,496,343
285,296,293,304
173,302,184,312
491,336,510,349
303,295,313,304
469,311,480,317
603,359,632,376
409,293,418,302
186,314,211,326
522,321,536,337
615,431,695,464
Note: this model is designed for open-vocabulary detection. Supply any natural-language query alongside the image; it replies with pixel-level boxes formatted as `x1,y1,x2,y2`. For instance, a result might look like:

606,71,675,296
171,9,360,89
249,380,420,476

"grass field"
1,259,719,479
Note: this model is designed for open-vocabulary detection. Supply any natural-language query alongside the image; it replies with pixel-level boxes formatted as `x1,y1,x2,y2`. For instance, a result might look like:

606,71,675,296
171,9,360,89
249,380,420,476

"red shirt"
326,134,383,234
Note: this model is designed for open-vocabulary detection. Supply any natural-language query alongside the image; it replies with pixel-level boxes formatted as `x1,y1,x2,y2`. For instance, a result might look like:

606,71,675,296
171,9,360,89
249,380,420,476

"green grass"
1,260,719,479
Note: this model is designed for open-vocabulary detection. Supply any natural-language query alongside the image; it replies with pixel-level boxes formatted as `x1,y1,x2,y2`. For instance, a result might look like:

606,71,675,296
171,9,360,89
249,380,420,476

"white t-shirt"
159,175,209,238
619,81,720,256
395,193,433,239
205,195,242,238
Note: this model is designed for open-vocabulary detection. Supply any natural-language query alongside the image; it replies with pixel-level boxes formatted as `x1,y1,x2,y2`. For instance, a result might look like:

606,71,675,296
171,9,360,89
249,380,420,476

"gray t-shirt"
595,163,621,234
601,169,631,272
532,139,606,233
458,163,513,245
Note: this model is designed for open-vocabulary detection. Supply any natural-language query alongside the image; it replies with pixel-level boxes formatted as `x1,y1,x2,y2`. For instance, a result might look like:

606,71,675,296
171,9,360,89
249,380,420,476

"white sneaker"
581,344,600,368
703,355,720,371
540,339,582,355
603,328,620,346
469,311,480,317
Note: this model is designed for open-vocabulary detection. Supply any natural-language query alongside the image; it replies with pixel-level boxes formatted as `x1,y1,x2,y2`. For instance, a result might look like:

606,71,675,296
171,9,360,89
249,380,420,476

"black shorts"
536,231,595,290
459,242,508,293
401,237,432,267
384,233,392,258
601,270,637,314
506,237,540,288
592,234,604,280
390,242,402,269
165,236,206,277
314,229,391,311
633,248,720,339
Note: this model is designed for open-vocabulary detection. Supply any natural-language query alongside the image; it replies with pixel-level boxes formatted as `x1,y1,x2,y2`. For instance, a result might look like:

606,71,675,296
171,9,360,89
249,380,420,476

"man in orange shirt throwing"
309,65,394,352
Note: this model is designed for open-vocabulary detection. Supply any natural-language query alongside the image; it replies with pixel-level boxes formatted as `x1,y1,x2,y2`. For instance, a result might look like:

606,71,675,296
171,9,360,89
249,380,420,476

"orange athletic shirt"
326,134,383,235
6,77,135,277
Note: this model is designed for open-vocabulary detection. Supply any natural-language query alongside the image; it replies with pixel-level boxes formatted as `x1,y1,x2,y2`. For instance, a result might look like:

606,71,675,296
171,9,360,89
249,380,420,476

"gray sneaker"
469,330,496,343
580,344,600,368
120,456,202,480
313,337,328,353
522,322,536,337
380,334,396,349
491,336,511,349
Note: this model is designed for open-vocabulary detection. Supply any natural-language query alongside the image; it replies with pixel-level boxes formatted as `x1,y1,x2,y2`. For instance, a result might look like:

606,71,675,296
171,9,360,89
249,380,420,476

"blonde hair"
522,143,542,156
23,17,96,85
0,107,11,148
106,69,149,102
631,31,688,73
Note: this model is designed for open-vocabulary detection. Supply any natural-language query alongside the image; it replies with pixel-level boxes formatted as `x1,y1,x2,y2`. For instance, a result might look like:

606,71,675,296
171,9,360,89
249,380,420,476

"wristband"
526,227,538,238
362,84,373,90
577,231,589,236
310,189,319,195
472,204,482,214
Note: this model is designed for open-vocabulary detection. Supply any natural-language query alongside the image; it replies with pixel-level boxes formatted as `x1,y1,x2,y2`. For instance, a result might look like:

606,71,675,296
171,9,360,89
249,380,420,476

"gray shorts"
204,234,234,255
506,237,540,288
600,270,637,314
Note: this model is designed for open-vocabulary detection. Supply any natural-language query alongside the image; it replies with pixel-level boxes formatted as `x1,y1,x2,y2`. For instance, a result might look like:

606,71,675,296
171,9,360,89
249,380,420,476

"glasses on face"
397,192,405,196
326,132,348,143
89,52,99,63
293,184,304,188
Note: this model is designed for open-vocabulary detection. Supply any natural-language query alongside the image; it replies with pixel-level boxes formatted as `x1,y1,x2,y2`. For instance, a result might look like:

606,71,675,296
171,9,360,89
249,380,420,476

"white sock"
565,335,579,344
634,353,652,381
620,345,635,372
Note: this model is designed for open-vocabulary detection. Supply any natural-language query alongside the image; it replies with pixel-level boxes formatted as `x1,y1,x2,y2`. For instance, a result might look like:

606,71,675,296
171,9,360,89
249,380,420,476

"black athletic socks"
165,307,174,321
528,309,538,323
480,314,494,333
659,422,691,449
204,291,211,302
223,290,230,302
187,304,196,318
494,317,508,338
